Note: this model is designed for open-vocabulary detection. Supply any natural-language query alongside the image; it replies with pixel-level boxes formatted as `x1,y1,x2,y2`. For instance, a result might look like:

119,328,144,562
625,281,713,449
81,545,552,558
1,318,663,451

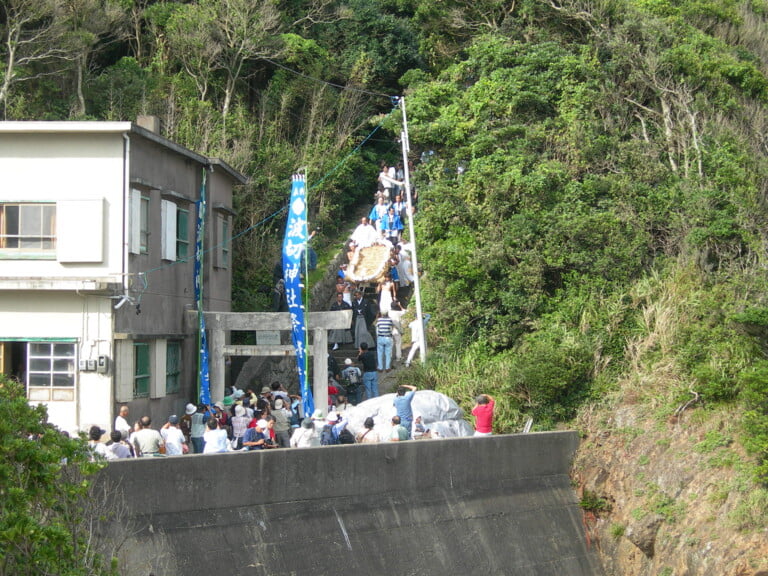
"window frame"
165,340,181,394
0,202,57,257
24,341,76,402
221,217,229,268
133,342,150,398
176,207,190,262
215,212,230,269
139,194,150,254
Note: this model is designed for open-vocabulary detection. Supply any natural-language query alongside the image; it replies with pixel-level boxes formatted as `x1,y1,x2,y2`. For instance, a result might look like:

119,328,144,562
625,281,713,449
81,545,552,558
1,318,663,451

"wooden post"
210,324,226,403
312,328,328,415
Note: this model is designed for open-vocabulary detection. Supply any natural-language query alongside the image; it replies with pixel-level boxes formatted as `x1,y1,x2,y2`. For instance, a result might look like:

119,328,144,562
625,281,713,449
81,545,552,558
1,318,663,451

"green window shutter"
166,341,181,394
134,342,150,398
177,209,189,261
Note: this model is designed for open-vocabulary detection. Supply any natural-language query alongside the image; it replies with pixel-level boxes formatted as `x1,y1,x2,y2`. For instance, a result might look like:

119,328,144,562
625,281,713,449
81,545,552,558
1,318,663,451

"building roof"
0,121,248,185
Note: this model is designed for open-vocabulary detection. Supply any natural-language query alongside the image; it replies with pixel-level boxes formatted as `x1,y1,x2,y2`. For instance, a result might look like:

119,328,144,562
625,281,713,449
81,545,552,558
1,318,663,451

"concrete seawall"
99,431,603,575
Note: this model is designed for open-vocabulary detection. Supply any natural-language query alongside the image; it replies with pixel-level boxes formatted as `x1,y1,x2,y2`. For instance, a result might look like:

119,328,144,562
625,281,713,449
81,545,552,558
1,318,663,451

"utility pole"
398,97,426,363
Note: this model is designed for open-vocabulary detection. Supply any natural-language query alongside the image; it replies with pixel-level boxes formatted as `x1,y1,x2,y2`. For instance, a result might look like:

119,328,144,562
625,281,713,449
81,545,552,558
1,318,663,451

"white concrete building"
0,120,246,434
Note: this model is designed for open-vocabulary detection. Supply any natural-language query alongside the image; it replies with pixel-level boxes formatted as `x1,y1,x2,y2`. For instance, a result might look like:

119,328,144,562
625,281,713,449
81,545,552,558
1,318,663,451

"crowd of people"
87,159,496,460
328,159,423,400
88,348,494,462
88,376,450,459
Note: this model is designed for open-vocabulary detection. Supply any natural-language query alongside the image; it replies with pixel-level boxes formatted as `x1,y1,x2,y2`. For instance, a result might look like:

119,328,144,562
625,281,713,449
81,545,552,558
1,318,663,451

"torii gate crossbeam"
204,310,353,413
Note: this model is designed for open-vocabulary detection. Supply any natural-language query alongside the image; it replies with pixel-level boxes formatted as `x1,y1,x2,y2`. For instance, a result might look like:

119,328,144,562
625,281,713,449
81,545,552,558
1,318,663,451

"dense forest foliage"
3,0,768,490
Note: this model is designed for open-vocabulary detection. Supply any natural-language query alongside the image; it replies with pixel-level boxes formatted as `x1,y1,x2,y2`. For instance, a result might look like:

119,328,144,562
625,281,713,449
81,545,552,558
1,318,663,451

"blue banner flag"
194,169,211,406
283,174,313,417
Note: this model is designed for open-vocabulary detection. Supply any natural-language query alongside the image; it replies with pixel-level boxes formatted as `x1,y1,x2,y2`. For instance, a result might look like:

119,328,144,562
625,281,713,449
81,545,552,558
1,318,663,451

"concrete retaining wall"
99,431,603,575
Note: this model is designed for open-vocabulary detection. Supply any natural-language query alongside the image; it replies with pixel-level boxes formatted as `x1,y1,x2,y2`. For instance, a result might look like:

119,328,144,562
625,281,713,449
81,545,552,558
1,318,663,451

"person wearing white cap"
242,419,269,450
320,412,352,445
180,403,196,447
340,358,362,405
230,405,249,450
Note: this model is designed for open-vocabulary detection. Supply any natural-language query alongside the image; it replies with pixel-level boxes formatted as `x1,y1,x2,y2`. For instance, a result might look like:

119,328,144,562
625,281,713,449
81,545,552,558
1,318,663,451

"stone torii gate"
204,310,353,412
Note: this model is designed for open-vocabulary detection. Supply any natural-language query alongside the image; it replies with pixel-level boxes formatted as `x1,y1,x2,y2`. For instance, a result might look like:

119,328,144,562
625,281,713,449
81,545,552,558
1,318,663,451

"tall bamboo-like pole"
399,97,426,363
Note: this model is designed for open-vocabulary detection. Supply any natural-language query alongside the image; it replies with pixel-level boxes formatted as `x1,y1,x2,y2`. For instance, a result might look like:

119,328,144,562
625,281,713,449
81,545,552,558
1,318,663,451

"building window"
222,217,229,268
177,208,189,261
134,342,150,398
215,213,230,269
166,341,181,394
26,342,76,402
0,203,56,252
140,194,150,254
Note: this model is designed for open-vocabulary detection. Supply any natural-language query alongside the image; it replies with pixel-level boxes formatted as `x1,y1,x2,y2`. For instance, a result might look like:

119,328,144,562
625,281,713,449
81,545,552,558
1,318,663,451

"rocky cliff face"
573,399,768,576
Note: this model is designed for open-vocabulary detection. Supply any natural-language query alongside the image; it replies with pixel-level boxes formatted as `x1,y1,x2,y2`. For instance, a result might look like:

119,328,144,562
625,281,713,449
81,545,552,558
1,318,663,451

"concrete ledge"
99,432,603,576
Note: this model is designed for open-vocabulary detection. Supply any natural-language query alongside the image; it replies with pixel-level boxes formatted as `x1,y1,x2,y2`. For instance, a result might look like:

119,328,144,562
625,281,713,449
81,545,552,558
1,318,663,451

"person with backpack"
337,424,356,444
341,358,363,405
320,412,355,445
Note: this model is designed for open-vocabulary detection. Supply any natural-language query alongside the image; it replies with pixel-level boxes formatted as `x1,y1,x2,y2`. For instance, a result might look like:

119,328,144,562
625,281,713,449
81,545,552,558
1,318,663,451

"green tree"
0,0,73,118
166,0,283,140
0,377,117,576
60,0,128,117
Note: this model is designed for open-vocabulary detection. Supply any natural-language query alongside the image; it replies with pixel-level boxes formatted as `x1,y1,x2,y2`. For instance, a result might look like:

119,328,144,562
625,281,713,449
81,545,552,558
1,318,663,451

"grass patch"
580,490,611,514
609,523,625,539
729,487,768,531
694,430,732,453
616,426,644,448
651,491,685,523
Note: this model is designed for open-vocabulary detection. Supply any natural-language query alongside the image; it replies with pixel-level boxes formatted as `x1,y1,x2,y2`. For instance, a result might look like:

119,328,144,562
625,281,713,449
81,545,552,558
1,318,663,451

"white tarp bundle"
343,390,474,439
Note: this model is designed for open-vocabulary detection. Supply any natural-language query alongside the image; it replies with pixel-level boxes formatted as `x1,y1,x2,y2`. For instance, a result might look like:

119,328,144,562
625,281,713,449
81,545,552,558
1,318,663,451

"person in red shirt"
471,394,495,436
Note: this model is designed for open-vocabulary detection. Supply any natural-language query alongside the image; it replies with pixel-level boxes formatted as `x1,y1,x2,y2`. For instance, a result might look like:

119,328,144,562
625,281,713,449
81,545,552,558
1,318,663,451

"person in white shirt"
161,415,188,455
87,426,110,460
105,430,135,459
290,418,320,448
405,313,431,367
202,418,230,453
350,217,379,249
114,405,131,440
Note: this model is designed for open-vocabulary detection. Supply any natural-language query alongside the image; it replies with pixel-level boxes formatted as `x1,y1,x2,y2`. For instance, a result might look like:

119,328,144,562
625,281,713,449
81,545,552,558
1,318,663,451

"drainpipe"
121,132,131,296
115,131,131,421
